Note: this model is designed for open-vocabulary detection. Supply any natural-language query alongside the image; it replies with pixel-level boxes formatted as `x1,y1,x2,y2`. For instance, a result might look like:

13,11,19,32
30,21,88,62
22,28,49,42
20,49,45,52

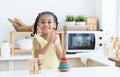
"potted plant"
75,15,86,25
65,15,75,25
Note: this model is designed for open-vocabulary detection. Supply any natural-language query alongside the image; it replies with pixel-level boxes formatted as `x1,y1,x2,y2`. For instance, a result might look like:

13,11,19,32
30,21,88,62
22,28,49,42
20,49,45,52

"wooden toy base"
58,68,70,72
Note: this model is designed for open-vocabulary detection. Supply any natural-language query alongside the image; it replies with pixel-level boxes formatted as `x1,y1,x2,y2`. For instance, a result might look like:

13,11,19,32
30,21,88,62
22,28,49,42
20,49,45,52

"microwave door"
68,33,95,50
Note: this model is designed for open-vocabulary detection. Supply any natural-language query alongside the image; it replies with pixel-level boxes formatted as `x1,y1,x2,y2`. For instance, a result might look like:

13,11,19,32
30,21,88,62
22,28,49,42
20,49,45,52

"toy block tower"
28,58,39,74
58,49,70,72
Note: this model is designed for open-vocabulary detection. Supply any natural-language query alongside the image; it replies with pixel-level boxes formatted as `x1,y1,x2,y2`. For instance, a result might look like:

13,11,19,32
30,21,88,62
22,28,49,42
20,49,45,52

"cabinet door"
0,61,9,71
13,60,29,70
68,58,85,67
87,59,106,67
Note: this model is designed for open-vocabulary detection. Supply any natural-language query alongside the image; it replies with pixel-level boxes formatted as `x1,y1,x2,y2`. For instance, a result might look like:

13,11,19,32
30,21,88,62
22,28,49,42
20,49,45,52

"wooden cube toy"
28,58,42,74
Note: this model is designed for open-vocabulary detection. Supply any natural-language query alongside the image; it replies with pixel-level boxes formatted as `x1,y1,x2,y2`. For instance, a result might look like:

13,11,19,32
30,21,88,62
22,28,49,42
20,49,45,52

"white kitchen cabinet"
87,59,106,67
0,61,9,71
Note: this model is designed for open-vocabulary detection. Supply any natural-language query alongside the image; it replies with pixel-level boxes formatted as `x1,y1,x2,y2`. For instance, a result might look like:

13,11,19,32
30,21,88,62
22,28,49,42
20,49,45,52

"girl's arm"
54,34,63,60
33,37,53,58
33,30,57,58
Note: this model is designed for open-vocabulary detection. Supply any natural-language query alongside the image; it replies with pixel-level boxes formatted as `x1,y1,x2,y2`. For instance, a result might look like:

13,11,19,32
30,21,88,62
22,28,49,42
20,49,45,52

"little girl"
31,11,63,69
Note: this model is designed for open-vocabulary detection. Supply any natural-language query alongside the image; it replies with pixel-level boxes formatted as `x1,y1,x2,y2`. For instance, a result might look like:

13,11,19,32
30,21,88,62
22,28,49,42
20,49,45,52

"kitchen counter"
0,67,120,77
0,51,115,71
0,55,32,61
66,51,115,66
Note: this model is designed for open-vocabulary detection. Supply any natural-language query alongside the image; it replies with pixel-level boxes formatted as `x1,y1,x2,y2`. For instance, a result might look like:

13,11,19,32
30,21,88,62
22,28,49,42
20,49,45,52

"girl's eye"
48,22,52,23
39,21,52,24
41,22,45,24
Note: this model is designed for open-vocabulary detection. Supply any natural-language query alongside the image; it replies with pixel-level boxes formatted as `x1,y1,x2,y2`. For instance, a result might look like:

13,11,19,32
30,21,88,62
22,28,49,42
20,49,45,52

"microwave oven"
65,31,104,53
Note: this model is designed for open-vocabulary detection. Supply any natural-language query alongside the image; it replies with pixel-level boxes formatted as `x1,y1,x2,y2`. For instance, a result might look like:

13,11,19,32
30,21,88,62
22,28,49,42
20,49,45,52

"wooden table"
0,67,120,77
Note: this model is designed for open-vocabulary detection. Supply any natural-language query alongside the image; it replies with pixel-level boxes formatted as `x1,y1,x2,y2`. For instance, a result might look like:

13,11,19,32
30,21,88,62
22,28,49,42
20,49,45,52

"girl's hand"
48,30,58,43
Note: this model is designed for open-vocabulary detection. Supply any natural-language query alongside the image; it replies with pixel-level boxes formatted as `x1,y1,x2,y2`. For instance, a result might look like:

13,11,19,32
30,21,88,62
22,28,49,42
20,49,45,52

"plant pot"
65,21,75,25
75,22,86,26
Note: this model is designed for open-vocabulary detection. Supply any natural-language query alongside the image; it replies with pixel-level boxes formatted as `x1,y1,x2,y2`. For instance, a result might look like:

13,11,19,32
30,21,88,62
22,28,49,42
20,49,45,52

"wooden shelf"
64,17,98,31
10,31,32,34
10,31,32,55
13,48,32,52
10,31,65,55
64,25,87,31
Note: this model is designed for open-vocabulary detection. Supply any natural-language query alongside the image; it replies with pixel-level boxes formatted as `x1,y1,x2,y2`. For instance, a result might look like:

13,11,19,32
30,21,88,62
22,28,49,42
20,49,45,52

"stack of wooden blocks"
28,55,43,74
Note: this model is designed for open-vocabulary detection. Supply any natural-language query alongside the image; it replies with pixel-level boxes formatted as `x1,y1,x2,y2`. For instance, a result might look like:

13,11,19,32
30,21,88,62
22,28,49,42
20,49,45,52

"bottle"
1,41,11,57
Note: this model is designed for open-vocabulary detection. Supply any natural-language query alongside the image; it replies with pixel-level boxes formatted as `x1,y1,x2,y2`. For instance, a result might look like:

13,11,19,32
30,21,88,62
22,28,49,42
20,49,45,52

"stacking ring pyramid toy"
58,50,70,72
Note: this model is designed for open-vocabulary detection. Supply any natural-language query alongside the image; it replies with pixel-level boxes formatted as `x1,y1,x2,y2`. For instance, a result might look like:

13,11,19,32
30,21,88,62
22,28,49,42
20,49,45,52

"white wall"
101,0,118,36
96,0,103,29
0,0,97,46
96,0,118,39
0,0,118,48
118,0,120,35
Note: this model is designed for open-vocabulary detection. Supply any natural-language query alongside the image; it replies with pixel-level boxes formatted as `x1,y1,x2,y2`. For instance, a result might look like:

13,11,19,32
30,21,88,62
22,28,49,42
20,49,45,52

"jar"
1,41,11,57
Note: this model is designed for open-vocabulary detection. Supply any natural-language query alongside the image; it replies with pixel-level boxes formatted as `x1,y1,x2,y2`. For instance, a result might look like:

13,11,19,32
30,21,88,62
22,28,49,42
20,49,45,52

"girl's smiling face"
37,14,56,34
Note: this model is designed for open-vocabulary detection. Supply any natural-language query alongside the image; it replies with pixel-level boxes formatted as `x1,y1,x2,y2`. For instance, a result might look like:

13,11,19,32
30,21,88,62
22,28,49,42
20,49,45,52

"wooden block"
34,67,39,71
38,65,41,70
38,54,44,64
38,60,42,65
29,63,34,72
34,64,39,74
39,69,42,73
34,67,39,70
34,62,38,66
34,70,39,74
30,65,35,74
28,57,43,74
